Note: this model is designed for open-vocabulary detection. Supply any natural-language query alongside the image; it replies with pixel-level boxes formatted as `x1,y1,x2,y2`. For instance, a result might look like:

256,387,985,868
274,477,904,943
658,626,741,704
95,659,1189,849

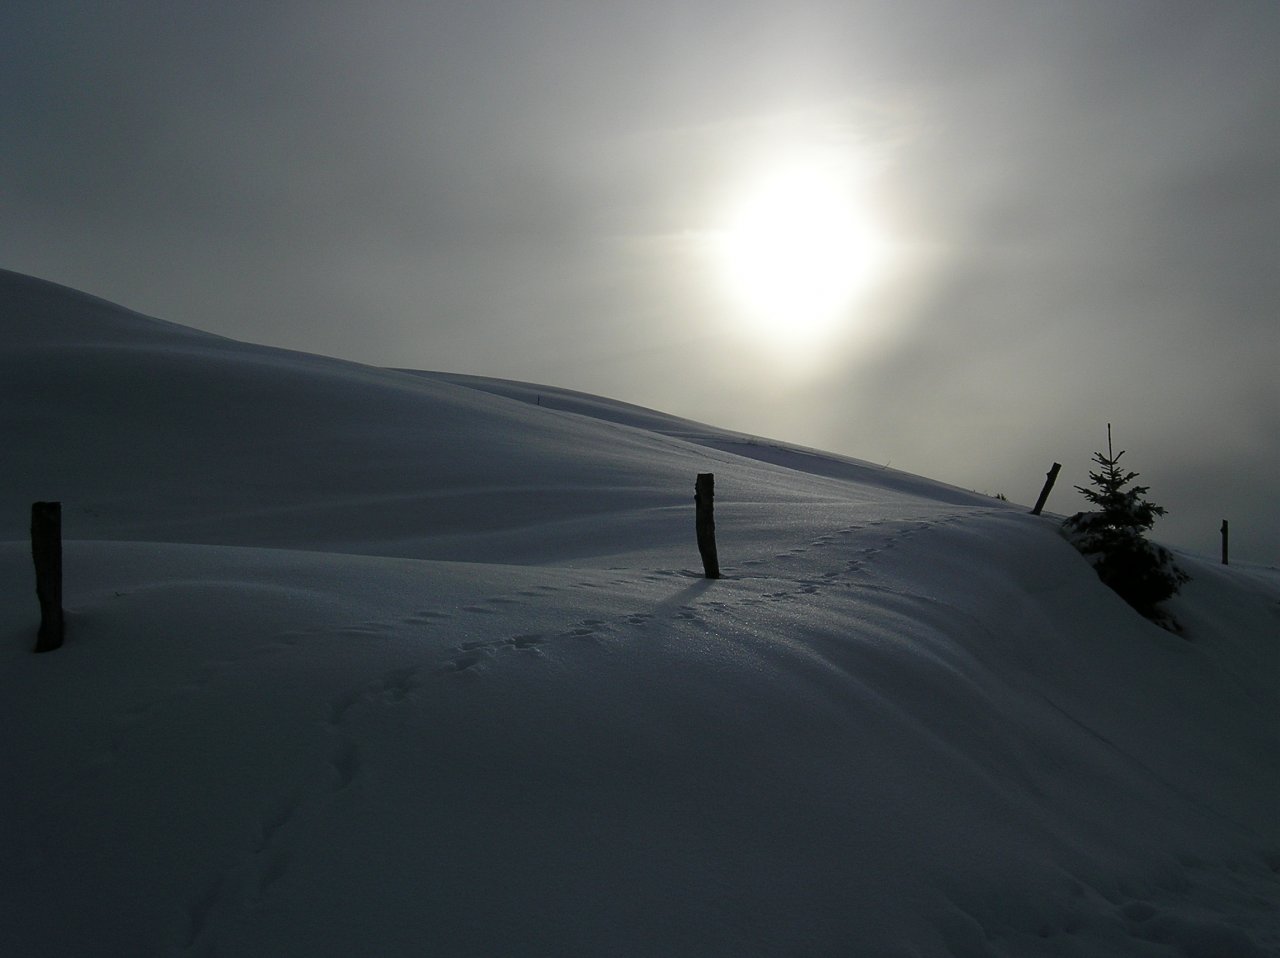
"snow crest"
2,271,1276,957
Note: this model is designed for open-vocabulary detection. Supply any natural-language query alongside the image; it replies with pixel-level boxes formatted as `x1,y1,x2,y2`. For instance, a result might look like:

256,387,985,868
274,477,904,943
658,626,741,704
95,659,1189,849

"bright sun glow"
714,164,875,344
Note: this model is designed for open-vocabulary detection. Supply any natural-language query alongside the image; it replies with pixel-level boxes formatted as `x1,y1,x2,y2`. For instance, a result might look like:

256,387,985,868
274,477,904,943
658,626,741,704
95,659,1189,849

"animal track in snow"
507,634,544,650
442,653,485,673
328,690,362,725
183,874,227,951
405,610,451,623
257,850,290,898
255,797,298,856
330,741,359,790
379,666,419,703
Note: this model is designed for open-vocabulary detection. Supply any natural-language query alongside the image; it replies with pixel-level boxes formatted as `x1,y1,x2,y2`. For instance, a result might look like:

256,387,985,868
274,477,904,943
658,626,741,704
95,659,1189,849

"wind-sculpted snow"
1,271,1277,956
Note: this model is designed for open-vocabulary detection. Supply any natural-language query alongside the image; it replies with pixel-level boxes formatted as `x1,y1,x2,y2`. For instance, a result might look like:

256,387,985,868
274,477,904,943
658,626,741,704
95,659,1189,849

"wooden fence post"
695,473,721,579
1220,520,1229,566
1030,462,1062,516
31,501,65,653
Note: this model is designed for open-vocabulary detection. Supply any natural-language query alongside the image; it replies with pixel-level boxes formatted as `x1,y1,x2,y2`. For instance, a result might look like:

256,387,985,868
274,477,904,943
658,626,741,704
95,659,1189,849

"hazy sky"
4,1,1278,562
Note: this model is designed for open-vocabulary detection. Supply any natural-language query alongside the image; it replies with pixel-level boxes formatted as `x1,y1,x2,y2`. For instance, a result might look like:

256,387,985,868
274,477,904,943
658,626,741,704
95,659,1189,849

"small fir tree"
1063,425,1189,622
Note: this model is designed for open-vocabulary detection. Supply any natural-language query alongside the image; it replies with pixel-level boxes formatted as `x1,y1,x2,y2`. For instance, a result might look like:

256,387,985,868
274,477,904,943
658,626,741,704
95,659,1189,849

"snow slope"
2,269,1277,957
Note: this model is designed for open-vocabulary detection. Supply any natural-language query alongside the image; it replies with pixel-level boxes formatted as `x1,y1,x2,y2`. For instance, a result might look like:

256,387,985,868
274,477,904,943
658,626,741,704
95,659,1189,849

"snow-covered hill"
2,269,1277,957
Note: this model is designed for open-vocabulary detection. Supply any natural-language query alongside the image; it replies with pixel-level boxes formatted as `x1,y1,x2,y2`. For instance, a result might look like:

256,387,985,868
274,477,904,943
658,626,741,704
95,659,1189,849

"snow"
2,268,1277,956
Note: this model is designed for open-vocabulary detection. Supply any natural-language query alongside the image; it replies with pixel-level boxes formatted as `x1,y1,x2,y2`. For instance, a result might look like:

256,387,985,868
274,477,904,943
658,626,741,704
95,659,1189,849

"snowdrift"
2,269,1277,957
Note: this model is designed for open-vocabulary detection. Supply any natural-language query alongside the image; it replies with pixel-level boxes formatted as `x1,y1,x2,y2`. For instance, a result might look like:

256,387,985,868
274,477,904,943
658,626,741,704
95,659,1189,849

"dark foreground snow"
2,270,1277,956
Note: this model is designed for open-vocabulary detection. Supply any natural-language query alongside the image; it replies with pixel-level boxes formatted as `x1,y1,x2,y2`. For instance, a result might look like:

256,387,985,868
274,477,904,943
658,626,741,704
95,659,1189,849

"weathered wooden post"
1220,519,1229,566
31,501,65,653
694,473,721,579
1030,462,1062,516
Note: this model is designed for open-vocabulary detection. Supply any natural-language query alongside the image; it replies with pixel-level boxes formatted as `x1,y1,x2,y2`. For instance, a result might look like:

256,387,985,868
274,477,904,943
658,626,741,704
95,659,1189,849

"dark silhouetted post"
695,473,721,579
31,501,65,653
1030,462,1062,516
1220,520,1229,566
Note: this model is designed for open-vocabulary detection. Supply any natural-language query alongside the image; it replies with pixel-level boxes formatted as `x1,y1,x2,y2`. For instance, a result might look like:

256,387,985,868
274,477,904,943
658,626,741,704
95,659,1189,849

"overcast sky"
4,0,1278,562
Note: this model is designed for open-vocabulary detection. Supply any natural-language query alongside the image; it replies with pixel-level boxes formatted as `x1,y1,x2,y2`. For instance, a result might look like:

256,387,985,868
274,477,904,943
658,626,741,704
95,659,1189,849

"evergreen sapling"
1063,425,1189,623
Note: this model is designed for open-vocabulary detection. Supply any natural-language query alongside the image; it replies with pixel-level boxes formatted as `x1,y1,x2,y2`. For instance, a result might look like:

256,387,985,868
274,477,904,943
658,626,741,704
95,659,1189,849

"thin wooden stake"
31,501,65,653
695,473,721,579
1030,462,1062,516
1220,519,1229,566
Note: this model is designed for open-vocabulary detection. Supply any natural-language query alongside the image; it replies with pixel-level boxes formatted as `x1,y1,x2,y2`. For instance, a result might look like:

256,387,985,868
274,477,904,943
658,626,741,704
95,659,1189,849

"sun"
713,164,874,343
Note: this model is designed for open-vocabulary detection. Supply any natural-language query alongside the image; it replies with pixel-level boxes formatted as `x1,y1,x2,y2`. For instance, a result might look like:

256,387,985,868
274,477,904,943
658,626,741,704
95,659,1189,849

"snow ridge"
1,271,1276,957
